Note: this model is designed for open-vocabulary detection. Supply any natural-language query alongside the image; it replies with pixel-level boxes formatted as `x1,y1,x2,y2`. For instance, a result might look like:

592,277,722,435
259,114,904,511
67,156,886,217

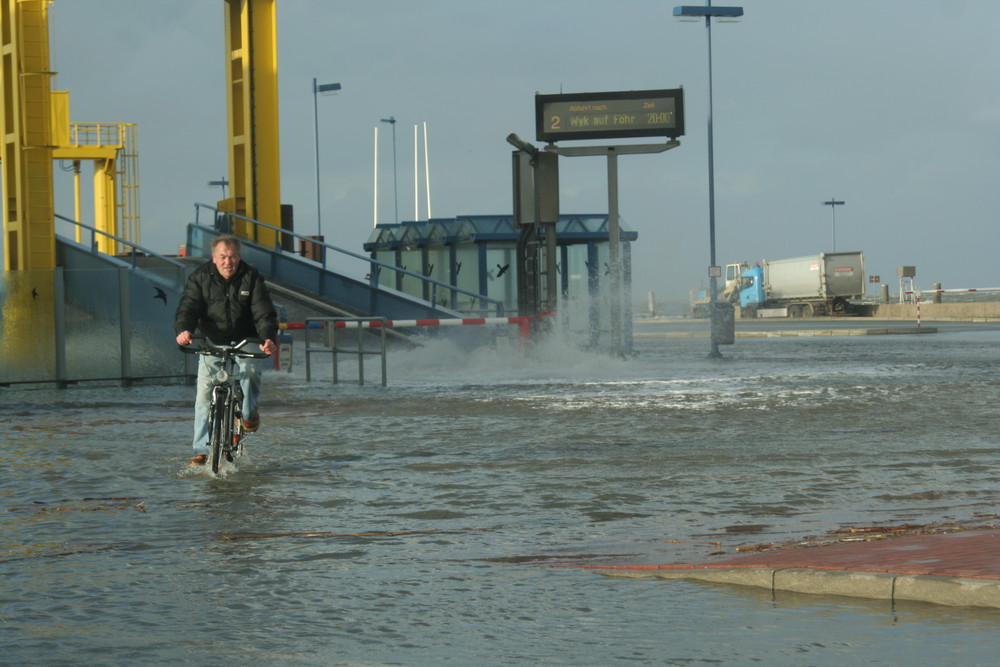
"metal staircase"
187,203,505,323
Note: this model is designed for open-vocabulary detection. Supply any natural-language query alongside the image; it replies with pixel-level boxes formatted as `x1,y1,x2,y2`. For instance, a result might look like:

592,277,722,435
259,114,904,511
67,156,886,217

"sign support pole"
528,87,686,357
607,151,623,357
547,141,679,357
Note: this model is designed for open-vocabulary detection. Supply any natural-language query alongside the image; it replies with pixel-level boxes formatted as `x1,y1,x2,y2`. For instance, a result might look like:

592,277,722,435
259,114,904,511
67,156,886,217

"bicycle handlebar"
178,335,272,359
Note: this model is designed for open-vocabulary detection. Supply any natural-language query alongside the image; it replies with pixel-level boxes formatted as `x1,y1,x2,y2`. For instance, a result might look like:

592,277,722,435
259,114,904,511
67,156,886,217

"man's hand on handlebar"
176,332,274,357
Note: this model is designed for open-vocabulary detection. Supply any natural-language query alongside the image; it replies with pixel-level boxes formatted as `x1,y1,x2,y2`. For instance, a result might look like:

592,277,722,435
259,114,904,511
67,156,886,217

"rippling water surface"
5,325,1000,665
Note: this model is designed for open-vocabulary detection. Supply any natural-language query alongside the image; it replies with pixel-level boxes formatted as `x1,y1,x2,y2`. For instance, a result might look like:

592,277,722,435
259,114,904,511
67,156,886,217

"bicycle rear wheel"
209,388,228,474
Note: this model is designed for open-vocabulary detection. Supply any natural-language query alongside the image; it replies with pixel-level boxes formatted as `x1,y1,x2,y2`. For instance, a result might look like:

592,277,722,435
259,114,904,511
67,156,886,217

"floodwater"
5,323,1000,665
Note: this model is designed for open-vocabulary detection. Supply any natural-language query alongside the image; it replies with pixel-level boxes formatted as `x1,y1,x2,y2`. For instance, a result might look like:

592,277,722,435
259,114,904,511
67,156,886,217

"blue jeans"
191,354,263,454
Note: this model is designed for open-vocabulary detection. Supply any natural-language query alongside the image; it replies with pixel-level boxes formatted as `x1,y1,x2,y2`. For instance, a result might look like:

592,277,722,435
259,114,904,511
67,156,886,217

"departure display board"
536,88,684,142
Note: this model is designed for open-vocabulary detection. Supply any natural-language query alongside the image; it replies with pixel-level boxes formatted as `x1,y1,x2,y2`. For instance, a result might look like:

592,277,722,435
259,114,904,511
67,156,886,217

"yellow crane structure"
51,91,140,255
1,0,56,272
2,0,285,269
1,2,138,267
1,0,56,376
1,0,286,380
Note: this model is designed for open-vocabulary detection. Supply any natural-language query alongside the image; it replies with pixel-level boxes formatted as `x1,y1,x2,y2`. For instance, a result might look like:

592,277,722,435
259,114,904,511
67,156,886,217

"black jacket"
174,260,278,344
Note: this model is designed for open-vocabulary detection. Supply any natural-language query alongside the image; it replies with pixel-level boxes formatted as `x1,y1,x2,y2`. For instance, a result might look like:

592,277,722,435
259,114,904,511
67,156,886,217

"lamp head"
316,81,342,96
673,5,743,22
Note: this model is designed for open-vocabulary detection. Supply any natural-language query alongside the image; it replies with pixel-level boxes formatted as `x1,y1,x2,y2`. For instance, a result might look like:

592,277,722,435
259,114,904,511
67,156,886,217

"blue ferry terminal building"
364,214,637,350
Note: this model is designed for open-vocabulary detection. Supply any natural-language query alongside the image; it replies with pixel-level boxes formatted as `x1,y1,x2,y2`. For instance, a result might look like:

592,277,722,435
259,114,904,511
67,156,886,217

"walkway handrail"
304,316,388,387
56,214,185,269
193,202,504,316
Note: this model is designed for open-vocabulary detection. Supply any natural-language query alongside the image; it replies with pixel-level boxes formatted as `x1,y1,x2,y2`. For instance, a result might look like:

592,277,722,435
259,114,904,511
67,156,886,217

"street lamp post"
313,79,342,237
674,1,743,359
207,178,228,199
380,116,399,224
822,198,845,251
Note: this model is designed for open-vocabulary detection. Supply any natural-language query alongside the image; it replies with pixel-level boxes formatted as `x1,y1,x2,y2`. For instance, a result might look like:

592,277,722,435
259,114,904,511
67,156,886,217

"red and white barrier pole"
280,310,554,341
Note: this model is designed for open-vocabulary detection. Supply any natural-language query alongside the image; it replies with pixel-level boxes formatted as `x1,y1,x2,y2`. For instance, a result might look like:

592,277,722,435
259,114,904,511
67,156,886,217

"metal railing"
193,202,504,317
304,317,388,386
56,214,184,269
67,122,132,147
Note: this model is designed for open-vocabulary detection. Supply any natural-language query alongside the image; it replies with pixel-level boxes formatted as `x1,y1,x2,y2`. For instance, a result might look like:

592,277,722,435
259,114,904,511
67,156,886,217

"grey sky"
33,0,1000,301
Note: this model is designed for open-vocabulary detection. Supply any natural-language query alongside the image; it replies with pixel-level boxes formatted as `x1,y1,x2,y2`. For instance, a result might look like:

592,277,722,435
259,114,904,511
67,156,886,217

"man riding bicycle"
174,234,278,466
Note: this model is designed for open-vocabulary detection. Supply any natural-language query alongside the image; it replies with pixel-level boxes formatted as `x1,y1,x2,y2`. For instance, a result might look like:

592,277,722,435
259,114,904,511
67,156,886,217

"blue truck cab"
737,264,765,309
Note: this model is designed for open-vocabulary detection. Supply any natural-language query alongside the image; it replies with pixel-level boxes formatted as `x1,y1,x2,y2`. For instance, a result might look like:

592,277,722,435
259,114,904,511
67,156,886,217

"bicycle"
180,336,271,474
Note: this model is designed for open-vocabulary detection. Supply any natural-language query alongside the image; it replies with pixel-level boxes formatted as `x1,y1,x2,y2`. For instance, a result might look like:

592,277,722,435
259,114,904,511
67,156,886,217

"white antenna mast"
423,121,432,219
413,124,419,221
373,126,379,228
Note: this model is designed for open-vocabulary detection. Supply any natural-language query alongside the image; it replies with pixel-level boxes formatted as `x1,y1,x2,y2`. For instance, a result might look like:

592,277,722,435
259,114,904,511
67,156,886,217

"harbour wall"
721,302,1000,321
859,302,1000,321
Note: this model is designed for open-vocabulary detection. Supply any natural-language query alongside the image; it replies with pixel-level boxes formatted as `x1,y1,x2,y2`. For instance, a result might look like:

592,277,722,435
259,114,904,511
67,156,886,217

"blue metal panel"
587,241,600,349
53,236,188,383
623,242,634,355
560,244,570,296
477,242,489,305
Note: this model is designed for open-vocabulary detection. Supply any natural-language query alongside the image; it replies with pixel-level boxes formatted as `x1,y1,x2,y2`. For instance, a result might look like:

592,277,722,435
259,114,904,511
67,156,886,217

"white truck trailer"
734,251,866,318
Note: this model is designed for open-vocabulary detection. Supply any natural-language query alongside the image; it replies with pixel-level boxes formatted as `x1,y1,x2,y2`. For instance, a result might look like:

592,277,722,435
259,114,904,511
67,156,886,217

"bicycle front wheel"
209,389,228,474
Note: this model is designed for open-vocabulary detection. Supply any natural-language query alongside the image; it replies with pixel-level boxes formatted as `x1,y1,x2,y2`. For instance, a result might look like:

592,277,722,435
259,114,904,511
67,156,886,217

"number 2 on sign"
549,116,561,131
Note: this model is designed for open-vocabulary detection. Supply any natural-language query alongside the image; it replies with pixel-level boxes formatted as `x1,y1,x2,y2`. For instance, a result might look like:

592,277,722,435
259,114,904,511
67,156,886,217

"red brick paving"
595,530,1000,580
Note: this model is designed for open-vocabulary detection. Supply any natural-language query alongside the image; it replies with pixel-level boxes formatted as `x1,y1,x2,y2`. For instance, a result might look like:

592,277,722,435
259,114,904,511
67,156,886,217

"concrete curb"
598,566,1000,609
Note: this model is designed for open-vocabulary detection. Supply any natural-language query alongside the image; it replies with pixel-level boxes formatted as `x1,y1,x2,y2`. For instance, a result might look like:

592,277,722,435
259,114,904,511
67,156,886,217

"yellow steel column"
222,0,281,248
221,0,247,230
72,160,82,242
1,0,56,271
0,0,56,380
93,157,118,255
50,90,82,242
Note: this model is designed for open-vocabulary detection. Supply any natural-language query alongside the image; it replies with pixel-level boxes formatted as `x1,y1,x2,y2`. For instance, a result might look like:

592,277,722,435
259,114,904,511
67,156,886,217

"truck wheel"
800,303,814,317
832,298,847,314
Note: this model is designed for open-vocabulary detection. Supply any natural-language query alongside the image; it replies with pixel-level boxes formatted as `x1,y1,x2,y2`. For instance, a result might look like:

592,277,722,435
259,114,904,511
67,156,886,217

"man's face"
212,242,241,280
